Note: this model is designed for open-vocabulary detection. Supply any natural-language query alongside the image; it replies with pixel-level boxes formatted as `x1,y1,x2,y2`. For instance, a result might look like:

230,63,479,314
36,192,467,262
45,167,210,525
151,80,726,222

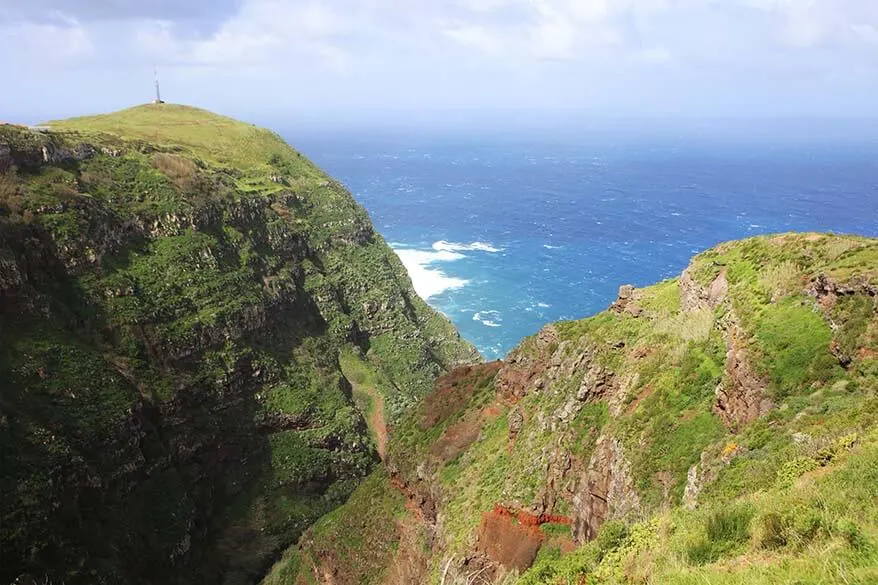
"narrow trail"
350,378,389,460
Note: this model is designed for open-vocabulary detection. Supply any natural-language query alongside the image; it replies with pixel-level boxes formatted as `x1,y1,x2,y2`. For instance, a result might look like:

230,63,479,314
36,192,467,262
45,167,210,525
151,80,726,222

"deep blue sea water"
289,125,878,359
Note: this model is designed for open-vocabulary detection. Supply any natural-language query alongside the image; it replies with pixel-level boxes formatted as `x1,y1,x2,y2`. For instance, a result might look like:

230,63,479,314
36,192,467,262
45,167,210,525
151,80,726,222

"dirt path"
350,379,389,460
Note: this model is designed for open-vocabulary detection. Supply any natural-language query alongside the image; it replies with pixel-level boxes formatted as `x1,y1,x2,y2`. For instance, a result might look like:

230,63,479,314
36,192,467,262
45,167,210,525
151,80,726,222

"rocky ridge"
272,233,878,585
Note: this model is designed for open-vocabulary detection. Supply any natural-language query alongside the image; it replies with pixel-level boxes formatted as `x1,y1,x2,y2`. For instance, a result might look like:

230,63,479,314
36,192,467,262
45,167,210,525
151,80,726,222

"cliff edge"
0,104,478,585
274,233,877,585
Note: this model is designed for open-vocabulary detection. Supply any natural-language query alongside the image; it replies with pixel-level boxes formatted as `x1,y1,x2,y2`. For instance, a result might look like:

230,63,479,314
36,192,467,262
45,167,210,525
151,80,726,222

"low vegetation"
274,233,877,585
0,104,476,585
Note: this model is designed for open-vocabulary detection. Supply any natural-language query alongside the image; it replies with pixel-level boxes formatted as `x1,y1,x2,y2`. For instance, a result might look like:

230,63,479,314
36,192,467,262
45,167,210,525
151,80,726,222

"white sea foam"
393,240,501,301
537,302,551,308
433,240,503,253
394,248,468,300
473,310,502,328
543,244,563,250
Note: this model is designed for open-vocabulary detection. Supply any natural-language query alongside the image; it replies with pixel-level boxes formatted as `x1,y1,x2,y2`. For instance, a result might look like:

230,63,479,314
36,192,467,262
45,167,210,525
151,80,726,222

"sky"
1,0,878,127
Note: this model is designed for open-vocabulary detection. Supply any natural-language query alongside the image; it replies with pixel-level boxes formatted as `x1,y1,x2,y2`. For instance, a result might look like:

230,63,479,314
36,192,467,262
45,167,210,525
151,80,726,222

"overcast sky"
2,0,877,127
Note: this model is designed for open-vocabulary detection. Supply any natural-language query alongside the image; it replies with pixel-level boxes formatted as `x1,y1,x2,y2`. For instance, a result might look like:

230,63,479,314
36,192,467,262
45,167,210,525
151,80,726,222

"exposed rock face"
715,323,773,430
578,364,614,402
476,507,544,573
508,406,524,440
275,234,878,585
0,130,95,172
680,267,729,312
571,435,640,542
683,461,702,510
553,362,615,427
610,284,643,317
806,273,878,306
495,325,558,402
680,263,772,429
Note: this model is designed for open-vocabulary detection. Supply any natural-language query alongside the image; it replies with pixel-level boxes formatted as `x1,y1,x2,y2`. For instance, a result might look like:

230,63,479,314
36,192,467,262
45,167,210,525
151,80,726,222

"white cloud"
0,14,93,63
2,0,877,118
635,46,672,63
442,24,505,55
134,0,354,68
852,23,878,44
737,0,878,48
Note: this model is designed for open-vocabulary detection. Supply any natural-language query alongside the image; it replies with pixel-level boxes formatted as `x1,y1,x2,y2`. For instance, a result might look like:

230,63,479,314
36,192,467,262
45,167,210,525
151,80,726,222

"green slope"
48,104,299,170
0,104,477,585
276,233,878,585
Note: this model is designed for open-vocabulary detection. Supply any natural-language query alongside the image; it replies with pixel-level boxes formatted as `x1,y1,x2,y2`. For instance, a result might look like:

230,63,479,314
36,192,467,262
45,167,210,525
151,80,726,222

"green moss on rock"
0,105,477,585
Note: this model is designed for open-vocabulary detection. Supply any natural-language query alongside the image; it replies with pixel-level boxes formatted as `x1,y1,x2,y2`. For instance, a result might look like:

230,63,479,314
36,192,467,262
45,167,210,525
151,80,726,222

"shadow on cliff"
0,210,338,585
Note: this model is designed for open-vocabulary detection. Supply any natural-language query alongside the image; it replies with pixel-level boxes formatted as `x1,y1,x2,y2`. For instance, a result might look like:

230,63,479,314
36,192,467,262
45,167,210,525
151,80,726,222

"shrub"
759,260,800,301
777,456,820,487
0,171,23,215
595,520,629,558
706,506,753,544
754,505,827,551
686,506,753,565
835,519,870,551
754,512,788,549
152,152,199,193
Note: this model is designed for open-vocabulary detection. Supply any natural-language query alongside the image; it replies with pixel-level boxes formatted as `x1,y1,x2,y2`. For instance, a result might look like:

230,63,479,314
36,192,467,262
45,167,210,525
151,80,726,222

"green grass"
262,469,406,585
48,104,315,173
289,233,877,585
1,105,478,584
754,297,839,399
515,437,878,584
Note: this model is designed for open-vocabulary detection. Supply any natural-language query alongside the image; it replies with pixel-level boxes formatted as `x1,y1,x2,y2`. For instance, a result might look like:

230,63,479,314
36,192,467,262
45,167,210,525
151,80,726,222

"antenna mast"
153,66,164,104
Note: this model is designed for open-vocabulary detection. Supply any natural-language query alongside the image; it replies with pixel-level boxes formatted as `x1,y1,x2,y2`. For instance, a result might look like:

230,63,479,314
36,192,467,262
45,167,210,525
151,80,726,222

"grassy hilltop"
49,105,304,170
0,104,477,585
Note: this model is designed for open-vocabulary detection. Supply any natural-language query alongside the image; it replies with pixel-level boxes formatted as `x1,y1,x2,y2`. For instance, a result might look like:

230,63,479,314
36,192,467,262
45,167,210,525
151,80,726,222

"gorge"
1,106,876,585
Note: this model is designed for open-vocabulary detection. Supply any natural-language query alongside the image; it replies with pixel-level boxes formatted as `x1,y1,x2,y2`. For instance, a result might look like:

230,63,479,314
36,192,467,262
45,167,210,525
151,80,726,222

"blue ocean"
290,123,878,359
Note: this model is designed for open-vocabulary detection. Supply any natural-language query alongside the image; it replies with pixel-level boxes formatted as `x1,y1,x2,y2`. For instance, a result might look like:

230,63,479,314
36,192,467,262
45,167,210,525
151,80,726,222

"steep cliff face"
276,233,878,585
0,105,477,585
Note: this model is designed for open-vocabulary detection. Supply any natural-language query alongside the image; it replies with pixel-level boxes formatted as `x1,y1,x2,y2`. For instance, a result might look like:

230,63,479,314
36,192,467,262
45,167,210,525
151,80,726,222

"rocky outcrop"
680,264,770,430
276,234,878,585
806,273,877,308
680,267,728,312
714,323,773,430
552,362,615,427
682,453,708,511
0,129,95,171
495,325,558,402
571,435,640,542
610,284,643,317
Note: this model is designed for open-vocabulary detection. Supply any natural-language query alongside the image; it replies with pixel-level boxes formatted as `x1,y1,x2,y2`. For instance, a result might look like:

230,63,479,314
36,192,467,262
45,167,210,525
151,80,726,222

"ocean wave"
473,310,502,328
542,244,563,250
433,240,503,253
394,248,468,300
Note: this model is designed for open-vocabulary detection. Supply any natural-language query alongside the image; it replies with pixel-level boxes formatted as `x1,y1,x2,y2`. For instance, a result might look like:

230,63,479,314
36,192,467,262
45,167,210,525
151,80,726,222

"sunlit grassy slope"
267,233,878,585
48,103,313,172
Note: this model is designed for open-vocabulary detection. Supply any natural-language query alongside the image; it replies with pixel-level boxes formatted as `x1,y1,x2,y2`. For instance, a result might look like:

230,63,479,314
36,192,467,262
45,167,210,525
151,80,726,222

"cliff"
272,233,878,585
0,105,478,585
